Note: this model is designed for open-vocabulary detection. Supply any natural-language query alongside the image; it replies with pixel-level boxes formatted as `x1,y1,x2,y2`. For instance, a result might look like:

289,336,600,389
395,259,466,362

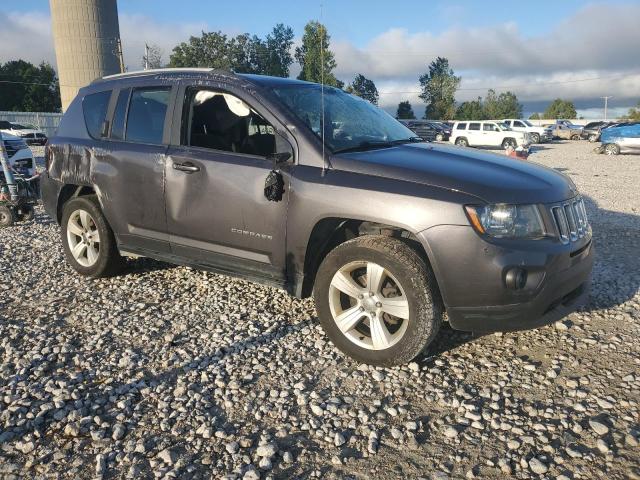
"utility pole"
601,96,613,121
144,43,149,70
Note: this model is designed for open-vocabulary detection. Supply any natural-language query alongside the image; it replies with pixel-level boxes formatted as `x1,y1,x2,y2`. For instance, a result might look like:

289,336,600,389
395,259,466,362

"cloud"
331,3,640,108
0,11,55,66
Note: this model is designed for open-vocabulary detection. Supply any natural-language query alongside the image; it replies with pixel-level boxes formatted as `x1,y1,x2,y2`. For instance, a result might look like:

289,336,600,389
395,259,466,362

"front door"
164,86,293,285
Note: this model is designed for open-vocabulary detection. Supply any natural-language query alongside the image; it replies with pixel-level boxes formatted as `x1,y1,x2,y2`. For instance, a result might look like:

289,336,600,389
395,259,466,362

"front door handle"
173,162,200,173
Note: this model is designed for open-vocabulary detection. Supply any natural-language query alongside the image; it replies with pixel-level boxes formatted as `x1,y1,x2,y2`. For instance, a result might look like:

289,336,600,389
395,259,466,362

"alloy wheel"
328,261,410,350
66,209,101,267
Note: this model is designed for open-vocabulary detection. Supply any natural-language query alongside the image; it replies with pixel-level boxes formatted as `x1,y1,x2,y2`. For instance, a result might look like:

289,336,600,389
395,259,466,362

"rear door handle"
173,162,200,173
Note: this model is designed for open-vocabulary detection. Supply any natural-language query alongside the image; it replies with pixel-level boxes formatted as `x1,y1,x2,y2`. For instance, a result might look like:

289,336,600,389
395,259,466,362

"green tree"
543,99,577,119
168,25,294,77
455,97,485,120
295,21,339,86
0,60,61,112
529,112,541,120
264,24,295,77
345,74,379,105
396,101,416,119
483,89,522,119
419,57,460,120
623,101,640,121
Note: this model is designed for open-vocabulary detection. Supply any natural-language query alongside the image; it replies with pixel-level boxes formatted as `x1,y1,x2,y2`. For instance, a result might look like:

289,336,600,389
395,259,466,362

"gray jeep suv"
41,69,593,366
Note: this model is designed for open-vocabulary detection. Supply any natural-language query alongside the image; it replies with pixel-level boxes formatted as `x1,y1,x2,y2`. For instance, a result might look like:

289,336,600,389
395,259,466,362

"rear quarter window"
82,90,112,139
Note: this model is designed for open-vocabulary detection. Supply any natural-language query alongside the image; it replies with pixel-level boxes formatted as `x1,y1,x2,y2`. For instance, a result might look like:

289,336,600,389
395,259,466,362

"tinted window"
456,123,467,130
82,90,111,139
469,123,481,131
125,87,170,144
483,123,498,131
185,89,276,157
513,121,525,127
111,88,130,140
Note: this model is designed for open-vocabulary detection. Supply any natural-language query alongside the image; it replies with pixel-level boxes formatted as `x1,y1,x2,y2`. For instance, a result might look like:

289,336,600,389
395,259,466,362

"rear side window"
82,90,111,139
456,123,467,130
110,88,130,140
125,87,171,144
469,123,481,131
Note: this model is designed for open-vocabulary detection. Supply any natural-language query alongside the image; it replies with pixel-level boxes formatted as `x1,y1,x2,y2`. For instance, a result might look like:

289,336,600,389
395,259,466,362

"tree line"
1,19,639,120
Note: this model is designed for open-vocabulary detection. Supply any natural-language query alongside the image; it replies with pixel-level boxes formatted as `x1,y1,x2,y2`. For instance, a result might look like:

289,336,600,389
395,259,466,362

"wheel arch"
56,184,97,223
299,217,443,304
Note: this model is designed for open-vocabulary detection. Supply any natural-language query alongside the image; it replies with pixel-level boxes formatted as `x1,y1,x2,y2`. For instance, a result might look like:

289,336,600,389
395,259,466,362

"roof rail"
95,68,221,83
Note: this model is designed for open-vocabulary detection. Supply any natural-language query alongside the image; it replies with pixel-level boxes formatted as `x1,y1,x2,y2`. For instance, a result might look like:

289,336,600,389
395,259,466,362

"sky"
2,0,640,118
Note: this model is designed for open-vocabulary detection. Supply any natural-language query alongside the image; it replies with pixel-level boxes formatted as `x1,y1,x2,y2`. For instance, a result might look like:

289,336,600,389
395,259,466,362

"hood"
331,142,577,204
0,131,21,141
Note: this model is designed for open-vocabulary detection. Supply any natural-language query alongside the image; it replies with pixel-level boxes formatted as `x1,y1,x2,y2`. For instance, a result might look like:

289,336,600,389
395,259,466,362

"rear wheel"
604,143,620,155
0,205,15,227
435,133,444,142
570,134,581,140
501,138,517,149
314,235,442,366
61,195,124,277
455,137,469,147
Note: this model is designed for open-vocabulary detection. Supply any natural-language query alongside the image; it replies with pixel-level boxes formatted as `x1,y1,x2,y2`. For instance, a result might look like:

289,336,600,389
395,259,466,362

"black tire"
530,133,540,144
435,133,444,142
501,138,517,149
588,134,598,143
313,235,442,366
604,144,620,156
570,134,581,140
455,137,469,147
0,205,15,227
61,195,124,277
18,205,35,222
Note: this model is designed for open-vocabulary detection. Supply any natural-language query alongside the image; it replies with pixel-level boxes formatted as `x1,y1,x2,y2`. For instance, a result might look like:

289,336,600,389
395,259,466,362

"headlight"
464,204,546,239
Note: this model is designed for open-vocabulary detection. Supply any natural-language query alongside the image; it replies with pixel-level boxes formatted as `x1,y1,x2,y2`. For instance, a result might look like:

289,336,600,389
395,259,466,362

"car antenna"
320,2,328,177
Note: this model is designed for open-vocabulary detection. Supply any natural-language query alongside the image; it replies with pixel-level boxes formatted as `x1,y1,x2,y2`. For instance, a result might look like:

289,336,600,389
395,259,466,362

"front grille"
550,197,590,244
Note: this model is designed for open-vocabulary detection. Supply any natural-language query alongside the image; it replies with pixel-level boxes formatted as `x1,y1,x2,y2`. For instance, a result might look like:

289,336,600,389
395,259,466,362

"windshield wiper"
391,136,423,145
333,141,394,154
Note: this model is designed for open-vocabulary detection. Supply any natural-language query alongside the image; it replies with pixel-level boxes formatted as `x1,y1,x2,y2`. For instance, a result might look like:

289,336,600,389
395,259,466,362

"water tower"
50,0,123,111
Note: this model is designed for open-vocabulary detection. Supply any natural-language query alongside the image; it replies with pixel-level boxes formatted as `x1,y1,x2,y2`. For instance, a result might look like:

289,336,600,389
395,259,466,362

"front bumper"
419,225,594,333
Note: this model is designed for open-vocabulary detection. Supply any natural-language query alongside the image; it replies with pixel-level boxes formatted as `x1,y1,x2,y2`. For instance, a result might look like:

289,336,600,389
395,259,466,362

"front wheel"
604,144,620,155
314,236,442,366
435,133,444,142
588,134,598,142
530,133,540,144
61,195,124,277
570,134,581,140
0,205,15,227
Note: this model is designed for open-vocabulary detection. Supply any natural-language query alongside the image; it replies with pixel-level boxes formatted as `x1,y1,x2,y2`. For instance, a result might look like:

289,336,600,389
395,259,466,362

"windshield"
271,83,419,152
498,122,512,131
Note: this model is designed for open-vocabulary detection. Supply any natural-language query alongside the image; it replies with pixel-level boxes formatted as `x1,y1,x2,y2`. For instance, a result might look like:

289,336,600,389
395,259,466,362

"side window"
469,123,481,131
82,90,111,139
184,88,276,157
110,88,130,140
483,123,498,131
514,121,524,127
125,87,171,144
456,123,467,130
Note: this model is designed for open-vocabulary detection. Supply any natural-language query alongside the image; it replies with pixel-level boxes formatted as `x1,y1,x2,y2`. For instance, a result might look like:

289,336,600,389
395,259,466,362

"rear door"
98,85,176,254
481,122,502,146
163,83,294,286
467,122,482,145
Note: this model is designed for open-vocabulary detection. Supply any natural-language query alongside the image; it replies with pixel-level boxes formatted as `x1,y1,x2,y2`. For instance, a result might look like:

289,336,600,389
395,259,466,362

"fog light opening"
505,268,528,290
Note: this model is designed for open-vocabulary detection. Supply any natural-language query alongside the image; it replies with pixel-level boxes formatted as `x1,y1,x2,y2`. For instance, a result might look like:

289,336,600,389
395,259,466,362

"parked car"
0,131,36,176
41,69,593,366
449,121,529,148
580,121,611,142
399,120,436,142
544,122,583,140
502,119,553,143
21,132,48,146
427,121,452,141
599,122,640,155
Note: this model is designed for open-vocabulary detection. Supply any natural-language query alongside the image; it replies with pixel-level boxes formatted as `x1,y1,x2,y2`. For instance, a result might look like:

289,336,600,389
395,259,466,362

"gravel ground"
1,141,639,479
